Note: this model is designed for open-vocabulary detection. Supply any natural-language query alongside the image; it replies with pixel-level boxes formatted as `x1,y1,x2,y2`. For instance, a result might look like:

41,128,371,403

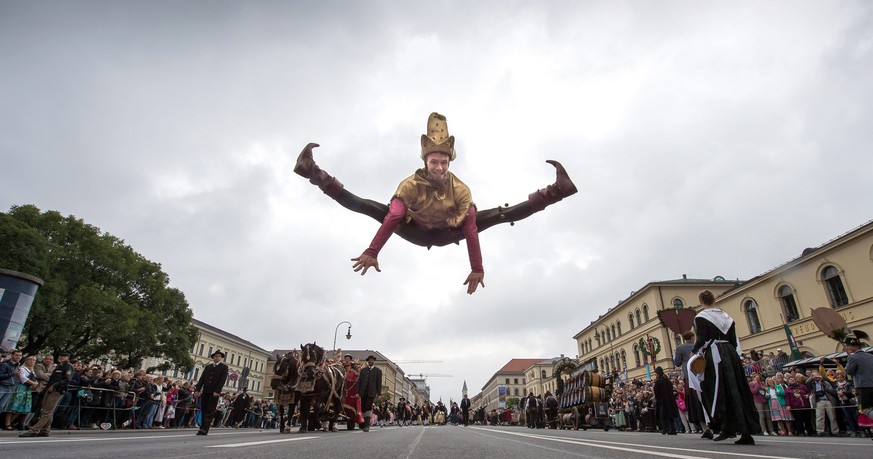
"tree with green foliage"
0,204,198,372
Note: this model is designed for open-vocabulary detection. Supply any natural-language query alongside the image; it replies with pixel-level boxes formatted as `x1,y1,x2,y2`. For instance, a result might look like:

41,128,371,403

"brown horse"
271,351,301,433
295,342,346,433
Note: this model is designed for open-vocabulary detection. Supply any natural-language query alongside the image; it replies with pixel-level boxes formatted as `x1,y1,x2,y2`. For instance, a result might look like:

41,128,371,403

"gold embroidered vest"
393,169,473,229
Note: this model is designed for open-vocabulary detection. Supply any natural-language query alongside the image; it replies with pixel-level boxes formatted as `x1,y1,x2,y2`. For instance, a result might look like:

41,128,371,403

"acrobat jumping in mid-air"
294,112,578,295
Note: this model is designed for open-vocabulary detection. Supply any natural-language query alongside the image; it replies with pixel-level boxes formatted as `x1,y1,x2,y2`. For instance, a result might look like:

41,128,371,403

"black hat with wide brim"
211,350,226,358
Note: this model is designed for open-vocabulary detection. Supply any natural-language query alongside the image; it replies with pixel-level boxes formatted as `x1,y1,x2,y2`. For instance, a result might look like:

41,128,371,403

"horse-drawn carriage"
557,368,612,431
270,342,355,433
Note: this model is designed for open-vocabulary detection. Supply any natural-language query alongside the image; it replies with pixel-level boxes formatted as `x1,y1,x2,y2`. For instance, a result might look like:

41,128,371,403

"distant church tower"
462,380,468,397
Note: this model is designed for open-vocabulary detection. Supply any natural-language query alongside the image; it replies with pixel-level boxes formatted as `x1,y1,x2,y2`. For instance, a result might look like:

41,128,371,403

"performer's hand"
464,271,485,294
352,254,381,275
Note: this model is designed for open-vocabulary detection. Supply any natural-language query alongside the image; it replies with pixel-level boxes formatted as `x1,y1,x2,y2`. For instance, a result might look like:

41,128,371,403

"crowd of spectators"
5,345,870,437
0,348,279,432
603,347,873,438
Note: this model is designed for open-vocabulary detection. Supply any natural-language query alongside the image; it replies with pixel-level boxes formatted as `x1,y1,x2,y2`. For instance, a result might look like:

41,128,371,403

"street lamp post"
333,321,352,351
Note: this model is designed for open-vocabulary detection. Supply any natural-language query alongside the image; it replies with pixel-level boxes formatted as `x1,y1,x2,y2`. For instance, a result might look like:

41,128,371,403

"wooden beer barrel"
581,370,604,388
582,386,604,403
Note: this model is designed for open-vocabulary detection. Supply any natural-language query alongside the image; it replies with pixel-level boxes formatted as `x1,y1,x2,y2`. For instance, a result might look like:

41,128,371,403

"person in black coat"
194,350,228,436
692,290,759,445
653,367,678,435
460,394,471,426
231,387,252,428
357,355,382,432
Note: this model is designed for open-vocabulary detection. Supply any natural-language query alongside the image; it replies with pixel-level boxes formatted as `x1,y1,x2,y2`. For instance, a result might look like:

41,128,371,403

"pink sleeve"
463,206,484,273
362,198,406,258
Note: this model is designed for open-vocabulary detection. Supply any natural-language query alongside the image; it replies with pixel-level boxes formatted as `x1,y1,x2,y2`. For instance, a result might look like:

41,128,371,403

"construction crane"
409,373,452,378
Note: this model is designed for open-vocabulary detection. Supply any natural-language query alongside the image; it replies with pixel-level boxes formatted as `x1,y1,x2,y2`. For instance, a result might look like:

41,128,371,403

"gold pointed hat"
420,112,456,161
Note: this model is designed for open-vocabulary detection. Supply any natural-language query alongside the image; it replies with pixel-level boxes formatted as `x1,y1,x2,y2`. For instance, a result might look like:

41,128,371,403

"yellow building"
523,357,562,397
573,277,741,380
143,318,271,398
715,220,873,359
572,219,873,380
480,358,547,412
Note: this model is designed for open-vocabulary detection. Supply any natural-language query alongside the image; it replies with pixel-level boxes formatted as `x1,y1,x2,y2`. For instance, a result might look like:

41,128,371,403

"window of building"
611,324,617,339
541,370,547,378
194,368,200,380
595,332,601,346
514,388,519,396
198,344,205,356
599,358,605,371
606,327,612,342
635,309,642,325
616,321,622,336
628,313,635,329
208,346,213,357
514,378,518,384
633,344,641,367
822,266,849,308
672,298,684,309
505,378,509,385
744,299,763,334
643,304,649,322
230,353,235,365
621,350,627,370
778,285,800,322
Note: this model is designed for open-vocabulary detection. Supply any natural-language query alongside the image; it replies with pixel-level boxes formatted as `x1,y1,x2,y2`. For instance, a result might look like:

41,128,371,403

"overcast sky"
2,1,872,403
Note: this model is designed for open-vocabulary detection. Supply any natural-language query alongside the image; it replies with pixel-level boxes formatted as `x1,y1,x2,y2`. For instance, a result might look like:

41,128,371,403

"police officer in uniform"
20,351,73,437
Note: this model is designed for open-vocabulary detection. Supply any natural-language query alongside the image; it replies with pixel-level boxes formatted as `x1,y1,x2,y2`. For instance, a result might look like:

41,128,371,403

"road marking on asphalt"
0,433,195,445
206,436,318,448
404,426,426,458
475,428,801,459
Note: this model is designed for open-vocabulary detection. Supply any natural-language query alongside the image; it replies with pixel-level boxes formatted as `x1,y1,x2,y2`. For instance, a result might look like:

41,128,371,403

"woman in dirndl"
7,355,39,429
765,377,794,435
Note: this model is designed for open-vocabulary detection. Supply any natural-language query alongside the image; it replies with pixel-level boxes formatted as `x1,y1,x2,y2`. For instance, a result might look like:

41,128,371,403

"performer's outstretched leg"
294,143,389,222
476,160,578,232
295,144,578,247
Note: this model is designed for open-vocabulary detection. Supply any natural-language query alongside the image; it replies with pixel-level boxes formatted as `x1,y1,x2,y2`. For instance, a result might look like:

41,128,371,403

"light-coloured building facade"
143,318,271,398
573,277,741,380
480,358,546,412
715,220,873,359
572,219,873,380
523,357,561,397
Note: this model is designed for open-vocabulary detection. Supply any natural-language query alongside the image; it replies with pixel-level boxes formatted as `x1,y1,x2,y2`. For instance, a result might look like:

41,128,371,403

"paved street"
1,425,869,459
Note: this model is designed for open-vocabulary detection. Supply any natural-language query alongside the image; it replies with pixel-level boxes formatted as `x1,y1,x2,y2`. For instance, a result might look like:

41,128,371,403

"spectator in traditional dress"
5,355,38,430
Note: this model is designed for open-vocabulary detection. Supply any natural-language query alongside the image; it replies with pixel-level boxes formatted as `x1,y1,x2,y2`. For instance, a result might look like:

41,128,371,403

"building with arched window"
523,357,564,397
715,220,873,360
141,318,271,399
573,275,741,380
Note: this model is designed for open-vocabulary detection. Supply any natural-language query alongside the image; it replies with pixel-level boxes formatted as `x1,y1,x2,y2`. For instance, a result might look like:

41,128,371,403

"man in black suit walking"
460,393,471,426
194,350,228,436
357,355,382,432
